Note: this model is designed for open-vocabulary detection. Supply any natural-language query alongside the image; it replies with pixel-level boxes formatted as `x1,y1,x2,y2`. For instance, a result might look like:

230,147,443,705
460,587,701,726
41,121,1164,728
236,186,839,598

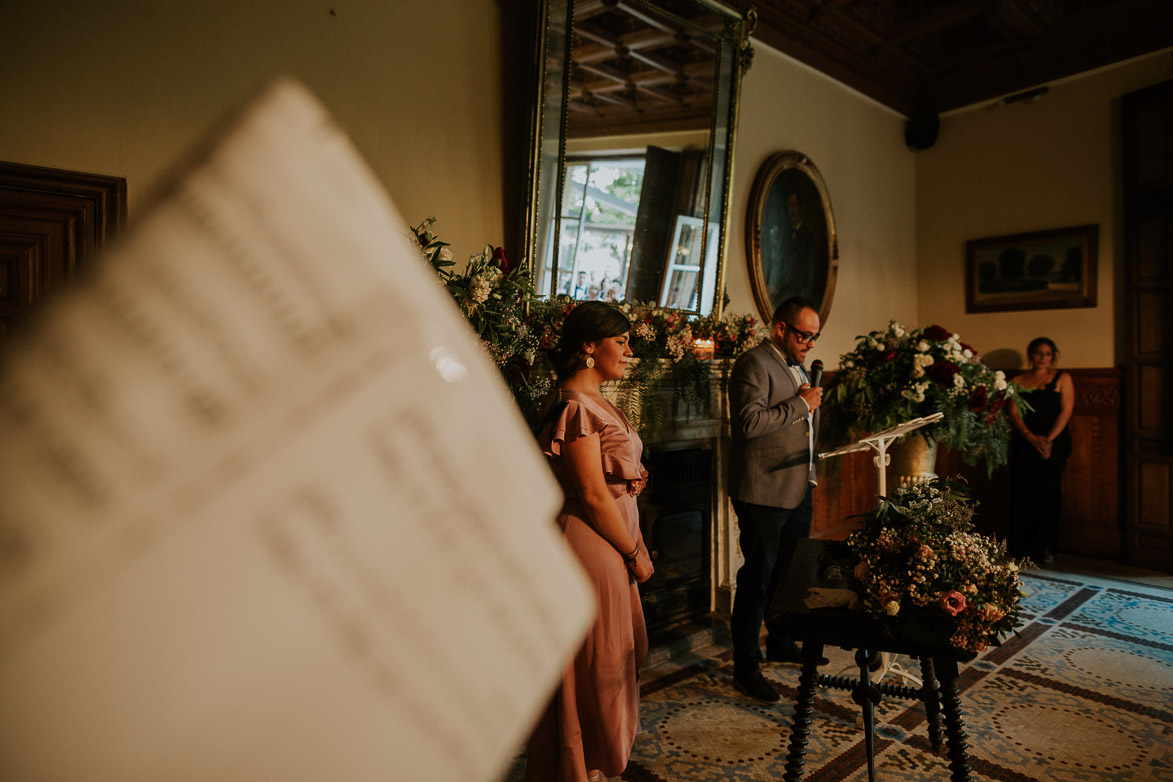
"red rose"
968,385,988,411
492,246,513,273
923,325,951,342
882,349,898,361
928,360,960,384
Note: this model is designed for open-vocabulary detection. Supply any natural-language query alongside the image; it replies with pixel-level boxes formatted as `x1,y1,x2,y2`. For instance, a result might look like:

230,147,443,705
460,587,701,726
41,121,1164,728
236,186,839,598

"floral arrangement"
410,217,765,439
846,478,1027,657
525,297,764,437
693,310,766,359
525,298,764,364
825,321,1023,475
410,217,539,369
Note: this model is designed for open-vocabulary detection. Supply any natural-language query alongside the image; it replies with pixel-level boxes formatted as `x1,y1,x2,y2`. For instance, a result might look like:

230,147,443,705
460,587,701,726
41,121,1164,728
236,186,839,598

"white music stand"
817,411,945,688
818,411,944,498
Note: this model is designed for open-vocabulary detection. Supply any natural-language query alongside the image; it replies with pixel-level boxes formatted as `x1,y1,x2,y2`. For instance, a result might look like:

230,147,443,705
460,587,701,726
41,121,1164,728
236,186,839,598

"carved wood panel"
1059,369,1123,558
0,162,126,338
811,448,876,540
1123,79,1173,573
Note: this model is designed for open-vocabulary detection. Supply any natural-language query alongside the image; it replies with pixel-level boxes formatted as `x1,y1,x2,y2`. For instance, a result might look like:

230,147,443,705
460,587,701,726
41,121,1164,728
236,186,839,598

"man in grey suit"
728,297,824,703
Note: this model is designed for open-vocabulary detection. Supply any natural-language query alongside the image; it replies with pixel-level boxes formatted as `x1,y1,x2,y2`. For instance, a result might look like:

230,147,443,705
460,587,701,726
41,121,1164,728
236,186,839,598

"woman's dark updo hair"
551,301,632,380
1027,337,1059,358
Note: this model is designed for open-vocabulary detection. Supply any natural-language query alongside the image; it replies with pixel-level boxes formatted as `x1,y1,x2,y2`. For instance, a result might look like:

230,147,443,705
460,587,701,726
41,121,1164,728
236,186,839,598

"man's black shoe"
732,669,780,703
766,643,829,666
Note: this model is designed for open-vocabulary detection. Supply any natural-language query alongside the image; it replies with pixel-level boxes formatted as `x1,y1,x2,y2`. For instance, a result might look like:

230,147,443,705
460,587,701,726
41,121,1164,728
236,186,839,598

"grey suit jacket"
727,340,819,509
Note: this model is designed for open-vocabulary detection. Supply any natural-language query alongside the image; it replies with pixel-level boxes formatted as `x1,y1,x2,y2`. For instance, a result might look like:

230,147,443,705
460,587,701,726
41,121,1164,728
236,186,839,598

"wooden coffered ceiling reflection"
568,0,727,137
726,0,1173,116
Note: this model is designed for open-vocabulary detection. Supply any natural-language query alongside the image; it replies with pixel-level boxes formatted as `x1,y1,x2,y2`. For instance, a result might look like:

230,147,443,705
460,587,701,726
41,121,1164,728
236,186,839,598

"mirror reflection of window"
538,156,646,302
660,216,719,310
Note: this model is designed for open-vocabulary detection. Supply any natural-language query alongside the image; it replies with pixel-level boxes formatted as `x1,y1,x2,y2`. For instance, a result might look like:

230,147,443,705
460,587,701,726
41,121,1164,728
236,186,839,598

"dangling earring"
585,355,595,369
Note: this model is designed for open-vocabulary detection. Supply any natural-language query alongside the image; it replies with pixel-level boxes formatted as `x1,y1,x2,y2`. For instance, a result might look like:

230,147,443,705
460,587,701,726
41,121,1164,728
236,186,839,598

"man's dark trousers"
731,486,813,673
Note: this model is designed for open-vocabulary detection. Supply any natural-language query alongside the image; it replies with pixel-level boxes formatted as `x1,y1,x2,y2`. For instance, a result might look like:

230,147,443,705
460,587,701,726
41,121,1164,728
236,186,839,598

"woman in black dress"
1008,337,1075,564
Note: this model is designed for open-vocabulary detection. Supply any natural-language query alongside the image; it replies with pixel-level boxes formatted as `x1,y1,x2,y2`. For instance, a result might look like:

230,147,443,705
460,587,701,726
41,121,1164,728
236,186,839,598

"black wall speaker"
905,112,940,150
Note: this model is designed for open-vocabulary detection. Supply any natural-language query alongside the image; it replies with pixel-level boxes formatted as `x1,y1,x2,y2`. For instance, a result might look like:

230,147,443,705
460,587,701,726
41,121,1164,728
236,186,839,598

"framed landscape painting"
965,224,1098,313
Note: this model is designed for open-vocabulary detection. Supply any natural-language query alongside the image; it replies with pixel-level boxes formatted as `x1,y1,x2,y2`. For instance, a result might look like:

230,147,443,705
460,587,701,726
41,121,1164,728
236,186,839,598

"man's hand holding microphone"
799,358,824,411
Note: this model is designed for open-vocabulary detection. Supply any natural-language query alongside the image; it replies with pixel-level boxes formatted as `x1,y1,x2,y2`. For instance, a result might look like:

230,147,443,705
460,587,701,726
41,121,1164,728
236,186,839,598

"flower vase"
888,434,938,489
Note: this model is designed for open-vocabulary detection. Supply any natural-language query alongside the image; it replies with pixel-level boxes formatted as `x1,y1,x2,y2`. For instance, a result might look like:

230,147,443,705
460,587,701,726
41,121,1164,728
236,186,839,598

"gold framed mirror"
523,0,754,319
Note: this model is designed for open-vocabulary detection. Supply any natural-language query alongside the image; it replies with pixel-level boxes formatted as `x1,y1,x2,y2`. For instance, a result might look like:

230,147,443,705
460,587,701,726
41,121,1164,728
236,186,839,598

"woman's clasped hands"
625,542,654,583
1029,432,1052,459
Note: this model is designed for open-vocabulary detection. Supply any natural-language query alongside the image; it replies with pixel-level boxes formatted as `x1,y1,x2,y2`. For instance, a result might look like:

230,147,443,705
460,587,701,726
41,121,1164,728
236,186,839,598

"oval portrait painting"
746,151,838,324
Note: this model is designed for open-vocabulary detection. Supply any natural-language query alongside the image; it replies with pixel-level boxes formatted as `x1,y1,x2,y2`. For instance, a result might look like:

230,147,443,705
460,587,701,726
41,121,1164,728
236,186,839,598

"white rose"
917,340,930,352
953,373,966,389
911,365,924,379
471,277,491,304
963,348,973,359
994,370,1007,391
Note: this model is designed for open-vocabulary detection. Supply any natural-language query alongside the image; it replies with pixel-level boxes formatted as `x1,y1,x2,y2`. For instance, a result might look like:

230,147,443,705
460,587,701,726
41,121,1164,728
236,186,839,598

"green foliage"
671,357,713,421
410,216,540,368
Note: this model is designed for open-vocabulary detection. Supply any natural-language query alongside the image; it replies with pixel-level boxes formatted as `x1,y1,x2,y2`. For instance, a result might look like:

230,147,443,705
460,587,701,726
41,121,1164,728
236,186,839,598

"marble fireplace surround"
602,360,738,621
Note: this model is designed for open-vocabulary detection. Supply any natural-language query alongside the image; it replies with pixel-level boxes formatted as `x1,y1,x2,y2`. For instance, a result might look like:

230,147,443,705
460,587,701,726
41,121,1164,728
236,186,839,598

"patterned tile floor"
500,555,1173,781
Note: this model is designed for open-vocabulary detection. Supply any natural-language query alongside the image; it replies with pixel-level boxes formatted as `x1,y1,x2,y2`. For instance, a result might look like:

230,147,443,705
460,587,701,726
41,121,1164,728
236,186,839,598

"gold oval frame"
745,151,838,325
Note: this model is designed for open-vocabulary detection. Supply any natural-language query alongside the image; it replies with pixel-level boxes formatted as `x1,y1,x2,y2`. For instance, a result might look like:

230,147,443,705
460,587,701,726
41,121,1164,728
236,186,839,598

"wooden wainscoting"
812,368,1123,562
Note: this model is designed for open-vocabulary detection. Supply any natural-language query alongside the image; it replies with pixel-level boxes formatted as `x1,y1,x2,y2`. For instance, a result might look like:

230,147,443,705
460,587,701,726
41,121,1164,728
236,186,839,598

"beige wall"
4,1,1170,372
727,44,919,366
916,50,1173,370
0,0,506,258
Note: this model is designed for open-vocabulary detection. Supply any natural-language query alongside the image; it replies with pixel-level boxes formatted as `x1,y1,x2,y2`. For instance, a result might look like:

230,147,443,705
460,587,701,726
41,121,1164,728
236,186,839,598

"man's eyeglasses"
782,322,820,344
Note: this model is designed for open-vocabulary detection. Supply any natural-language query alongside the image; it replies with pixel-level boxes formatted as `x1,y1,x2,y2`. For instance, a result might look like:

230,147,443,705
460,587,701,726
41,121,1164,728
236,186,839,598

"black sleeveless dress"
1009,373,1072,562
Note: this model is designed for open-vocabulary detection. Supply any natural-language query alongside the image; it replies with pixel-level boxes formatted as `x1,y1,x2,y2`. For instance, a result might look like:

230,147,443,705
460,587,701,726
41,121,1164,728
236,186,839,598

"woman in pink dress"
526,302,654,782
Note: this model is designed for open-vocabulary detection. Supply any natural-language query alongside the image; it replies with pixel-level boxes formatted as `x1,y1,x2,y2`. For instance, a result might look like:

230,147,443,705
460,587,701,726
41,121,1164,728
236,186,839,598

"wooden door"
0,161,126,339
1122,80,1173,572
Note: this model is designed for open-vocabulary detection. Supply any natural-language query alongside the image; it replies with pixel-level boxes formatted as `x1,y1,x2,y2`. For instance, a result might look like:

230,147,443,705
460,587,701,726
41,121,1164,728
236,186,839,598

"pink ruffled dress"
526,389,649,782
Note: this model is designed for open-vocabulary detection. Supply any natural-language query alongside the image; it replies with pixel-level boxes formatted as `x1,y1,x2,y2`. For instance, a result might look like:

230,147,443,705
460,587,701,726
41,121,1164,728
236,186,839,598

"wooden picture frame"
965,224,1098,313
745,151,838,326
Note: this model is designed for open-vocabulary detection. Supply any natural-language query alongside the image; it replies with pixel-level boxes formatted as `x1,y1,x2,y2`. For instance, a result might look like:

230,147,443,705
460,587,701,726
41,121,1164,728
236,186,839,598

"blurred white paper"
0,79,593,782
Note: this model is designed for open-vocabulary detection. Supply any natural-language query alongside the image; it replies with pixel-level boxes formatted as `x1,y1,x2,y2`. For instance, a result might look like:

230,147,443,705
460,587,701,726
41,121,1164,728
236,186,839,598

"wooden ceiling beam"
874,2,998,48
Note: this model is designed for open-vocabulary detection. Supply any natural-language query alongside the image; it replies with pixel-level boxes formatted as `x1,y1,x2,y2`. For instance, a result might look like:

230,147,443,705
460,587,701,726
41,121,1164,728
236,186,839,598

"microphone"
810,359,823,388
